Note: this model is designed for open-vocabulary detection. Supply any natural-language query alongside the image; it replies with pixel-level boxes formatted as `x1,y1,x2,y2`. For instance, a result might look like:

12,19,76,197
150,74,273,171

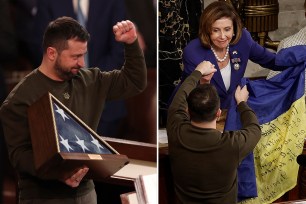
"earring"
233,33,235,36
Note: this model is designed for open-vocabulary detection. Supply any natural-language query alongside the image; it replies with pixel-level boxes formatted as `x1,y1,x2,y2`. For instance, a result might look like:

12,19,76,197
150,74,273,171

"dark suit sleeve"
28,0,53,67
88,0,126,70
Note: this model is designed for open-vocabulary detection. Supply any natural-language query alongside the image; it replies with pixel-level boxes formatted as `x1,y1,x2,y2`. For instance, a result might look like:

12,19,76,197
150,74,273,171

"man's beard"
54,60,78,81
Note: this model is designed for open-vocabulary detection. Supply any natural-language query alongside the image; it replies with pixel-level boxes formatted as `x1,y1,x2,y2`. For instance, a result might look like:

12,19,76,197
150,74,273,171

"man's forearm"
168,70,202,114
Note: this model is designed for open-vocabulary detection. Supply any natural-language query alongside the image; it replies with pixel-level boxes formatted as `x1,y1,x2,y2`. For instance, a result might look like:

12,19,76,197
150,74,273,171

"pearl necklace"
211,45,229,62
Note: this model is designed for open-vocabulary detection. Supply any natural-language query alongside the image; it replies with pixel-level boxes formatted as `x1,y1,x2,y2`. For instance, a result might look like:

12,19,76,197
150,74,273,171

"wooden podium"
102,137,157,185
101,137,157,204
27,92,129,180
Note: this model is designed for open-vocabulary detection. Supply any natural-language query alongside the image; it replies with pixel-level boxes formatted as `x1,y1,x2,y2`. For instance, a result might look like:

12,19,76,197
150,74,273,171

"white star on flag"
53,101,113,154
59,135,74,152
75,135,90,152
90,134,104,150
54,104,69,121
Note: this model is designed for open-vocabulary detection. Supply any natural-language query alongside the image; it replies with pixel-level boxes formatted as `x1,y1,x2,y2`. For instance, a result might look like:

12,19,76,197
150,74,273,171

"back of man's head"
187,84,220,123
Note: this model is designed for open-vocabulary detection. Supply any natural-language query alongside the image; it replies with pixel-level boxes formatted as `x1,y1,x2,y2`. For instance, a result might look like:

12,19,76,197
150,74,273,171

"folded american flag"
53,102,113,154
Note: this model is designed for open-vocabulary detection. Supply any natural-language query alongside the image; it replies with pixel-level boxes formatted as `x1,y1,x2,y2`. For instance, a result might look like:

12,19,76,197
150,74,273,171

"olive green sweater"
167,71,261,204
0,40,146,199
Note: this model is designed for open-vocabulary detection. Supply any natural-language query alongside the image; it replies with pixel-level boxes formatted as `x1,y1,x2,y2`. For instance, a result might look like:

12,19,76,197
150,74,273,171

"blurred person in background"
0,0,18,203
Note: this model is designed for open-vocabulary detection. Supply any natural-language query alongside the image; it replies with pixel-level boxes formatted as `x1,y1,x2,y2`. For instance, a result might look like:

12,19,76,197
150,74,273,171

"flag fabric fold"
224,45,306,203
53,102,113,154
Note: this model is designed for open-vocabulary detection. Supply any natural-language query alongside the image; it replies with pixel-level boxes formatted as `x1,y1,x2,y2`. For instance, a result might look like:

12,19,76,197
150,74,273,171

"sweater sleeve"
235,101,262,162
100,39,147,100
167,70,202,127
0,100,37,176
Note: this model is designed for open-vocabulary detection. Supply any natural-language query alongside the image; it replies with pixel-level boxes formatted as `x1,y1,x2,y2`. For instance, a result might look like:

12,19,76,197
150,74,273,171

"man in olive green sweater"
167,61,261,204
0,16,146,204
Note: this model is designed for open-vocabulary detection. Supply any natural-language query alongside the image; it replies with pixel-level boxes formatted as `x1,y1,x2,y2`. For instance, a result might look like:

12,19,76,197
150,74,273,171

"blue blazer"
30,0,126,70
176,29,287,109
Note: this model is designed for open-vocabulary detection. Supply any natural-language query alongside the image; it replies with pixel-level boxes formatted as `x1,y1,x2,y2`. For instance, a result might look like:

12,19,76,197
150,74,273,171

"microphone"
297,154,306,167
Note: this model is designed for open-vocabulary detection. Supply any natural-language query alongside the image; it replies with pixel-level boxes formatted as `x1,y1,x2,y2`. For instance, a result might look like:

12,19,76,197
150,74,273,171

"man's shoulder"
0,70,38,115
77,67,101,78
6,70,38,97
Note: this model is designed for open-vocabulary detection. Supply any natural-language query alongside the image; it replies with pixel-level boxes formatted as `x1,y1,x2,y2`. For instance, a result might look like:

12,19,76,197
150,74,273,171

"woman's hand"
195,61,216,84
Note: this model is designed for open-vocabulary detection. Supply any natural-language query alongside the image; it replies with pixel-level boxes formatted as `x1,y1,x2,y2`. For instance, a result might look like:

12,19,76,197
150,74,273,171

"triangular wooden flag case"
28,92,129,180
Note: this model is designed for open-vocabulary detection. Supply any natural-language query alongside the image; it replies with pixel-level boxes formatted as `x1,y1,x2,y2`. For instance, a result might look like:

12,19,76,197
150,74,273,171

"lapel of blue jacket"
228,46,240,93
210,52,228,96
228,44,247,94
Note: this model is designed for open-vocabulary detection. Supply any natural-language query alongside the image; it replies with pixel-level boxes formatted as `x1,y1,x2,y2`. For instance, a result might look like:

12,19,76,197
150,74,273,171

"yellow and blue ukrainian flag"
225,45,306,204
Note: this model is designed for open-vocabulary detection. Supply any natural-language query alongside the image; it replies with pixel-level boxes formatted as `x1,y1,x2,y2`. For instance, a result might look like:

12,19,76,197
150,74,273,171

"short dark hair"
42,16,90,53
187,84,220,122
198,1,243,48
